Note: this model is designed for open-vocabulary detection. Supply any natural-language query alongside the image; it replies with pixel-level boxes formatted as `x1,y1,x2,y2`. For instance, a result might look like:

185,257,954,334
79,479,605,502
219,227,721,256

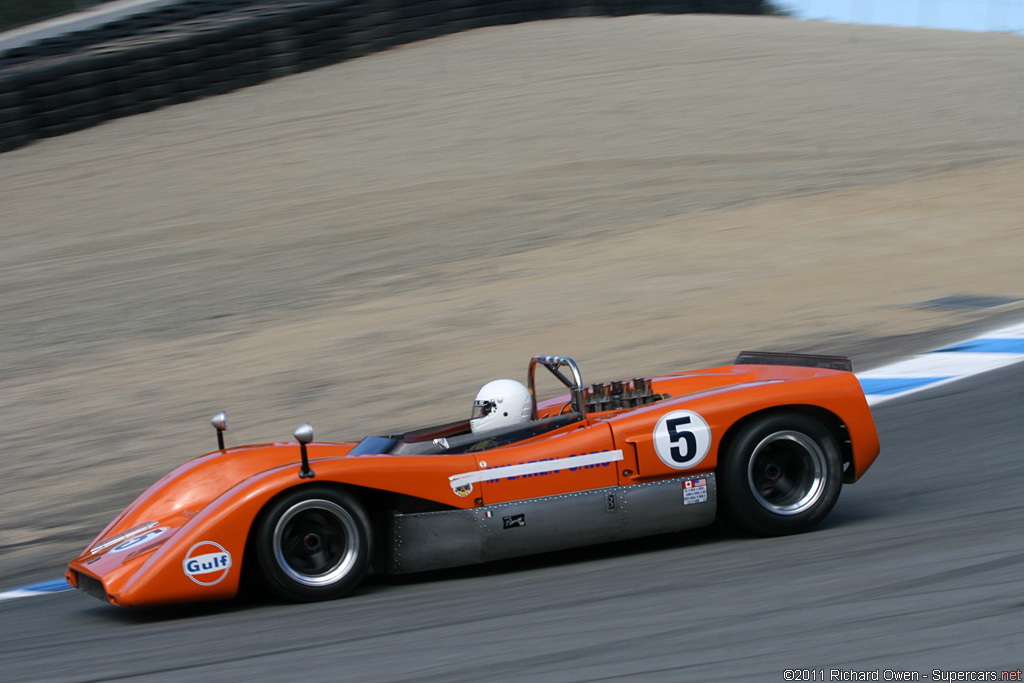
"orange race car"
67,353,880,607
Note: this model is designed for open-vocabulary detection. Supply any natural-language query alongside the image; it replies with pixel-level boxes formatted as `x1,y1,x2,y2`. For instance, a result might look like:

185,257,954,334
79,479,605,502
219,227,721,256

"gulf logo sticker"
183,541,232,586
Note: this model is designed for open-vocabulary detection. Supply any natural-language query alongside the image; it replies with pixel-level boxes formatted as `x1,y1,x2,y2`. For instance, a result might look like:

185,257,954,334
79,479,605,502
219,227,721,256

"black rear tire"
718,412,842,536
253,486,372,602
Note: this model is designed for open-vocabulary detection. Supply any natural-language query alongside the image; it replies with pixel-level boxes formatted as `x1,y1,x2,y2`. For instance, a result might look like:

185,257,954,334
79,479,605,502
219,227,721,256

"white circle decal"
653,410,712,470
109,527,169,554
183,541,233,586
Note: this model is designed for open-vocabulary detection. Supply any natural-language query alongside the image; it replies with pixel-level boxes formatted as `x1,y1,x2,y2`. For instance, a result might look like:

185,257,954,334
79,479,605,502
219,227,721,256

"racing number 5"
666,416,698,464
653,410,711,470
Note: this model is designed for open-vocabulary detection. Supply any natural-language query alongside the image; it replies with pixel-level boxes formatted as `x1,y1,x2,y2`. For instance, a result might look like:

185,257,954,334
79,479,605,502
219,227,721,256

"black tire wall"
0,0,767,153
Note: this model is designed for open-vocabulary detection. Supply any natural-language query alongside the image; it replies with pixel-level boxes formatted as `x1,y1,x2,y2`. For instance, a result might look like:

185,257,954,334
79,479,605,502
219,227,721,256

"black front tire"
718,412,842,536
253,486,372,602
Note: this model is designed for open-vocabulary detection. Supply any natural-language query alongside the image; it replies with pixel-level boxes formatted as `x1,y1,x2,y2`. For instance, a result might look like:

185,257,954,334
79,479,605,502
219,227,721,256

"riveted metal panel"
389,507,484,574
479,488,623,562
619,474,717,536
387,473,717,575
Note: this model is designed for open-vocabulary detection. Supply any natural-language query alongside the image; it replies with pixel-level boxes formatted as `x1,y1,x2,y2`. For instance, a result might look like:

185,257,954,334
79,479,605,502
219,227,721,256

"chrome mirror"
294,422,315,478
210,411,227,450
294,422,314,445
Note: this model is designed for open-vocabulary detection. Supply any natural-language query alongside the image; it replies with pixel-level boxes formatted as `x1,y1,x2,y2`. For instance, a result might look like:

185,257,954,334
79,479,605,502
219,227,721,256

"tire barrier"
0,0,766,153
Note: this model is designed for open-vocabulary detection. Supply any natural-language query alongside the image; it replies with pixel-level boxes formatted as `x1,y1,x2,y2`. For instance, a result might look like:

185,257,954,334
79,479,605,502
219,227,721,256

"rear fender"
613,371,879,481
717,404,860,482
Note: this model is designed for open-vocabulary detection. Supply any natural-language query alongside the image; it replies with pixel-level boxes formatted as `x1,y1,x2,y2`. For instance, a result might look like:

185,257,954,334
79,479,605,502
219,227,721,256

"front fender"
69,465,295,606
68,450,479,606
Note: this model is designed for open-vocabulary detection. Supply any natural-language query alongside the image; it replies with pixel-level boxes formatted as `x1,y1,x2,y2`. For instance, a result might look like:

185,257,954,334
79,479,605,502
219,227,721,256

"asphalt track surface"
4,354,1022,681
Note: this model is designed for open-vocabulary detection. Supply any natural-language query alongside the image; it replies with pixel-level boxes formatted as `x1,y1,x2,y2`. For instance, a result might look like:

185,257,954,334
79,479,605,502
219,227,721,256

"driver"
470,379,532,434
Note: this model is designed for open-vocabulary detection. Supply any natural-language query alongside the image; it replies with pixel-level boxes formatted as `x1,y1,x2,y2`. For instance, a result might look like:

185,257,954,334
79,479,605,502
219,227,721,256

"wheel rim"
273,499,360,587
746,430,827,515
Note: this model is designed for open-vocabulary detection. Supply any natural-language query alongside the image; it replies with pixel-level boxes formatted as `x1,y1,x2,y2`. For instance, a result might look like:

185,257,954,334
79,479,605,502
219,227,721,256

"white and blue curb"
858,321,1024,405
0,579,72,601
3,320,1023,601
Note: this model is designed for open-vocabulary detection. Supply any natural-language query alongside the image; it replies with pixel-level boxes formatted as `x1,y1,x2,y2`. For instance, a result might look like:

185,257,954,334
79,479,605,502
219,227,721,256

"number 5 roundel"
653,410,712,470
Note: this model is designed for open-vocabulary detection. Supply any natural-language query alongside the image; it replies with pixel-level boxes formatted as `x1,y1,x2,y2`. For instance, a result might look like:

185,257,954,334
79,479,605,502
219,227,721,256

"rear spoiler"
734,351,853,373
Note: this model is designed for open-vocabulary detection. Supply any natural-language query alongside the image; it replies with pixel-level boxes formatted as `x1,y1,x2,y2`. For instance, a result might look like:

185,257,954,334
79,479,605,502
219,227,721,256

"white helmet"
470,379,532,434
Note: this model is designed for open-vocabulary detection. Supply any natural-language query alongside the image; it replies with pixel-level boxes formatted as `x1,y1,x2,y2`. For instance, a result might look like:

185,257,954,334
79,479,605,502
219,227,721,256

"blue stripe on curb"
22,579,72,593
933,338,1024,354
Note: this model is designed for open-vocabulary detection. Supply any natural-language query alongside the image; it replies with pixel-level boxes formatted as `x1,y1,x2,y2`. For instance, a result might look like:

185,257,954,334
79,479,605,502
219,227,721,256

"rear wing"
734,351,853,373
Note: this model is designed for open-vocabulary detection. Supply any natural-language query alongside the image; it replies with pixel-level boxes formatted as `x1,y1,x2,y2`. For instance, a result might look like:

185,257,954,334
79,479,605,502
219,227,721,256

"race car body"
67,353,880,607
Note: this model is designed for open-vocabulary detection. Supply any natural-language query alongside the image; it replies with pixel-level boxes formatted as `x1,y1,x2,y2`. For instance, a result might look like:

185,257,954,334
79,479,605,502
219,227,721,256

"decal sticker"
449,450,624,493
653,410,712,470
109,527,170,554
683,477,708,505
453,481,474,498
503,514,526,529
183,541,232,586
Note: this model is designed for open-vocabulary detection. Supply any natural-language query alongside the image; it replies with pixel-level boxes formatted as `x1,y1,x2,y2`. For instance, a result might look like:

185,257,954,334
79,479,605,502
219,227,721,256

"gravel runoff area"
1,15,1022,582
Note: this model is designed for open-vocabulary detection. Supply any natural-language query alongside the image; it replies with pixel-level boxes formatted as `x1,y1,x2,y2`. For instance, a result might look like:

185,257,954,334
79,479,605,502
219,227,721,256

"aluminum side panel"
388,474,716,574
389,507,485,574
477,488,625,563
619,475,717,537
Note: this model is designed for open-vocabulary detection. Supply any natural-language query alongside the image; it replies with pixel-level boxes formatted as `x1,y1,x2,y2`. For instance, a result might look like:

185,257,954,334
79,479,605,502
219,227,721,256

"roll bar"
527,355,586,421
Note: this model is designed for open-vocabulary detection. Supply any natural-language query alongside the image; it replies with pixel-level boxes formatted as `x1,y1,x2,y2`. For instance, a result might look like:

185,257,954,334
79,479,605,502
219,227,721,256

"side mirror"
294,422,315,478
210,411,227,450
294,422,314,445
